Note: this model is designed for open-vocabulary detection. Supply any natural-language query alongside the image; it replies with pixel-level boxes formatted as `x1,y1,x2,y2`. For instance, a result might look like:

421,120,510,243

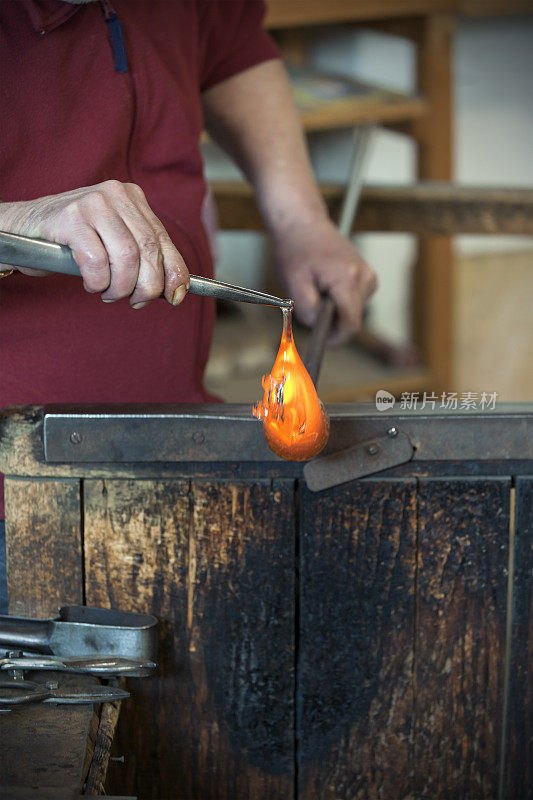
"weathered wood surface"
2,407,531,798
212,181,533,236
0,671,95,796
414,478,510,799
84,697,123,796
298,479,418,800
506,477,533,798
83,478,295,800
4,477,82,616
0,795,133,800
0,406,53,477
298,477,513,799
1,793,133,800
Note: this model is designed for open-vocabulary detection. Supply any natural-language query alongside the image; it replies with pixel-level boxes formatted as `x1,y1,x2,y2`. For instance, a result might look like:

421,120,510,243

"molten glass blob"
252,309,330,461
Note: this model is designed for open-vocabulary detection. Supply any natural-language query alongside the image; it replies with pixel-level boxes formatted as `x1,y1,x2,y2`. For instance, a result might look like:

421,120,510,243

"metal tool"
303,427,414,492
40,402,533,467
0,678,129,707
0,654,156,676
304,124,374,384
0,606,158,664
0,230,294,310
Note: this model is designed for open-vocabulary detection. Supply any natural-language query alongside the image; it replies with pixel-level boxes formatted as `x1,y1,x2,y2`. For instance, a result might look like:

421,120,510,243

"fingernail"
132,302,147,310
172,285,187,306
102,299,116,304
186,279,190,291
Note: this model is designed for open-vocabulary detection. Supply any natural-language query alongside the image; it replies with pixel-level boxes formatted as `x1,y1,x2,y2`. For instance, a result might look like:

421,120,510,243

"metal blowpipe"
0,230,294,310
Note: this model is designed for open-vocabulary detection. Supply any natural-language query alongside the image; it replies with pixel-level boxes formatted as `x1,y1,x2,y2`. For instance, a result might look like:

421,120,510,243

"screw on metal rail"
192,431,205,444
367,444,379,456
5,651,25,681
70,431,83,445
387,427,399,438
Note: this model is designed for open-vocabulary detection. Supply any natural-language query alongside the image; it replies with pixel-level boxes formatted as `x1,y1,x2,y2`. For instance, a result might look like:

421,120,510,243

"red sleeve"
197,0,280,91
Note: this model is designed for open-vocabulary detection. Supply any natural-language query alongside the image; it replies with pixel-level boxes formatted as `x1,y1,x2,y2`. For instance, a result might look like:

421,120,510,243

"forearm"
202,59,328,238
202,58,377,342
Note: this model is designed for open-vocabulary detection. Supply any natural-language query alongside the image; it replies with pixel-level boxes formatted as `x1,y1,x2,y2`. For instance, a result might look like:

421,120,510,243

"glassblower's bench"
0,403,531,799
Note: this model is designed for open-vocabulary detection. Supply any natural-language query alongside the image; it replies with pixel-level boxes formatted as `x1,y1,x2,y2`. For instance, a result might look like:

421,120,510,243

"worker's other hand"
272,217,377,345
0,181,189,308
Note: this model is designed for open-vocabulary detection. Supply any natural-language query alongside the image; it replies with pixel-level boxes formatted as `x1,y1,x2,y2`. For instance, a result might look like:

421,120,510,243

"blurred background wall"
203,13,533,400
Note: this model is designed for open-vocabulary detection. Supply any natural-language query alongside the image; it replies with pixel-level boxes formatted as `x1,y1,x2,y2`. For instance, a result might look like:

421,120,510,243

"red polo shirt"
0,0,279,514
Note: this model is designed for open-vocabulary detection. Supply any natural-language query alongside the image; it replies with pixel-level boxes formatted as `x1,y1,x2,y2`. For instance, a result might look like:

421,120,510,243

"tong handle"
0,654,157,676
0,614,52,653
0,678,129,706
0,230,293,309
0,679,50,706
0,230,77,275
303,124,374,385
304,296,336,385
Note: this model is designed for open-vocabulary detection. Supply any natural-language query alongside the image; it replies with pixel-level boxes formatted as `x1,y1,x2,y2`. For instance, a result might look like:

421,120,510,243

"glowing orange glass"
252,309,329,461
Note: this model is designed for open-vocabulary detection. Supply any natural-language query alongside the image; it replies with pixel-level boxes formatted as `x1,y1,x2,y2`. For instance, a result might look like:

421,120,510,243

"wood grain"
212,182,533,235
414,477,511,799
298,479,418,800
265,0,458,28
4,477,83,616
0,670,95,795
83,478,295,800
84,698,123,795
506,477,533,797
1,407,530,798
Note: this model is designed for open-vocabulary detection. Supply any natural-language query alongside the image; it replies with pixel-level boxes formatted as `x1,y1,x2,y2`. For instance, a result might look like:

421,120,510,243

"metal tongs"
0,651,132,708
0,677,130,707
0,230,293,310
0,605,158,671
0,606,158,709
0,653,156,676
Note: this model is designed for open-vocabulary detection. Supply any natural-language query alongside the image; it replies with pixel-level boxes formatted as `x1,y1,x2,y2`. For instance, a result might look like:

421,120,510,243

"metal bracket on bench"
40,403,533,467
304,427,414,491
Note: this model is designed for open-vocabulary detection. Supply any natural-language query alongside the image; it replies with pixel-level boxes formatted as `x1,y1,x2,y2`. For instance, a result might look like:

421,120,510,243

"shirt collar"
22,0,83,35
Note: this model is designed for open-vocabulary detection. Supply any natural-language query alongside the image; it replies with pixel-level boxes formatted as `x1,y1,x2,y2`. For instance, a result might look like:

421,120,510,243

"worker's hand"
272,216,377,345
0,181,190,308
